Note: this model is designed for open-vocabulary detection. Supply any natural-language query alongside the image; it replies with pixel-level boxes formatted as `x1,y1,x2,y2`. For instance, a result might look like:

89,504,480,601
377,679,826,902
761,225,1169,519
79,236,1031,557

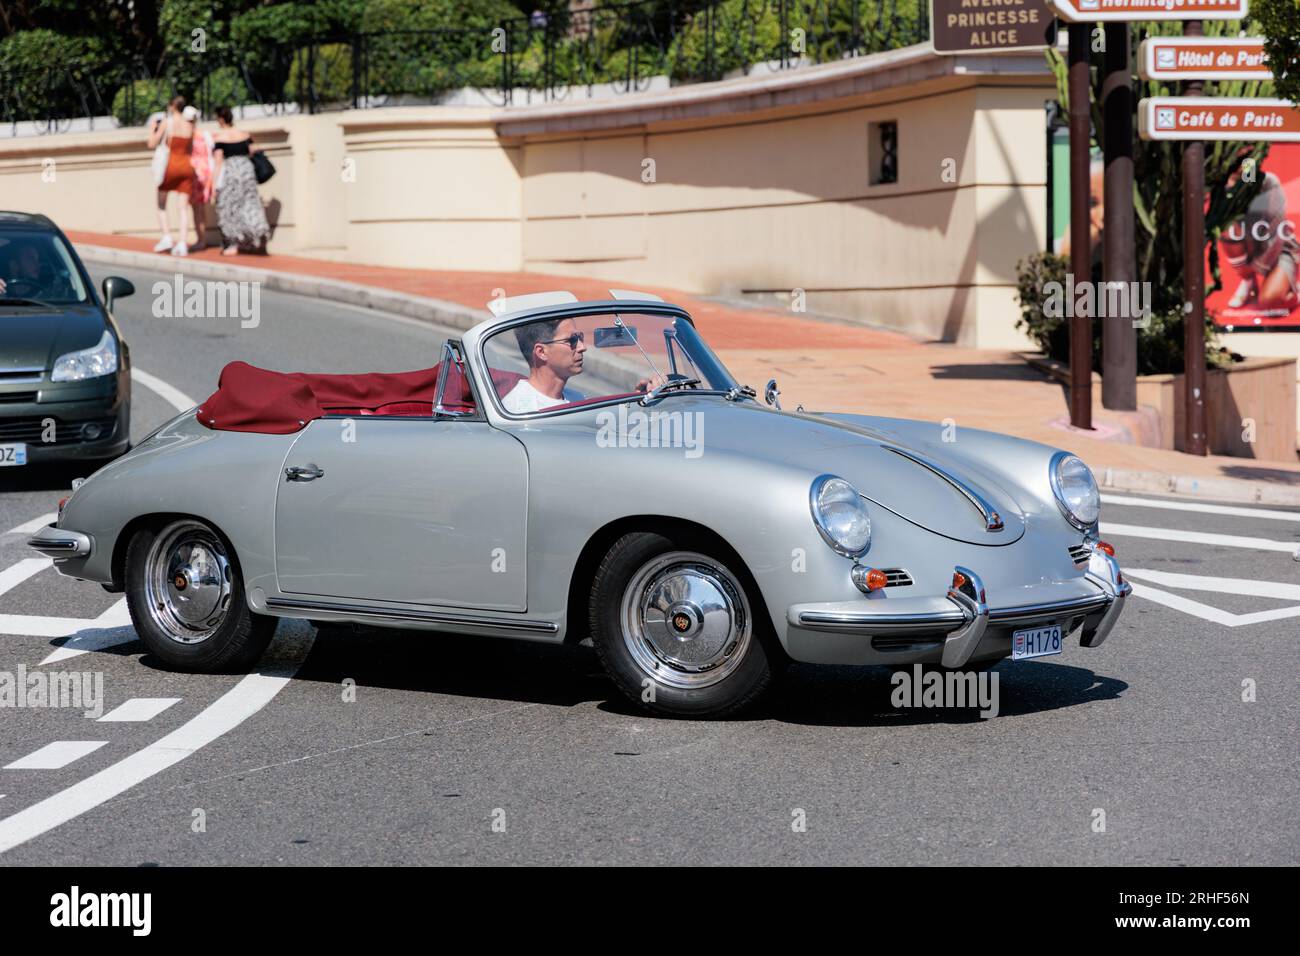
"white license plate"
1012,624,1062,660
0,443,26,467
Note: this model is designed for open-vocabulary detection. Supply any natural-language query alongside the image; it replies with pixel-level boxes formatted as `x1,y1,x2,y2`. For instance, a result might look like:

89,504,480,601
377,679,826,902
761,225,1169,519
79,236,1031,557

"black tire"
589,530,782,718
124,518,276,672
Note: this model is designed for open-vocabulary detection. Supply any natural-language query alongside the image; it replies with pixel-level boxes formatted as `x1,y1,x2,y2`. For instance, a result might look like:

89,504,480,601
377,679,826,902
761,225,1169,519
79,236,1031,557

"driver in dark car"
0,240,67,299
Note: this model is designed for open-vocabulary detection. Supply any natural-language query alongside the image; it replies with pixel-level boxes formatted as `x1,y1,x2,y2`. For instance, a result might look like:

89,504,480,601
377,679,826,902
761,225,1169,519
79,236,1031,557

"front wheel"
589,532,781,718
124,518,276,672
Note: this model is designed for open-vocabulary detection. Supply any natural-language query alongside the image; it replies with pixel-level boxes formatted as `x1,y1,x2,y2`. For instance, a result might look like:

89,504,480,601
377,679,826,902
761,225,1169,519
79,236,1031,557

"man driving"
0,241,45,297
502,317,589,413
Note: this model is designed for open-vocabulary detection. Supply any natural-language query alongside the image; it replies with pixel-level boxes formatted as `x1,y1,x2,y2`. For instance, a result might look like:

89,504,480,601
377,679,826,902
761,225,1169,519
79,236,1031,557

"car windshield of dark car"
482,311,738,416
0,232,89,305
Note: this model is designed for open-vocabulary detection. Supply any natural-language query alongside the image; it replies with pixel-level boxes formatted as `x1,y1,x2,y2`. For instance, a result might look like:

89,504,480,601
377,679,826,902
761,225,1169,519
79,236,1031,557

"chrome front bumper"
788,551,1131,668
27,523,93,558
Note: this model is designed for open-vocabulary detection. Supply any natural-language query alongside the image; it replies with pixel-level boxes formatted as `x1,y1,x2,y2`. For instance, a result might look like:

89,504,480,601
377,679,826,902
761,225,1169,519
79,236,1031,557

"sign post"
1068,22,1093,430
1103,23,1137,411
1182,20,1209,457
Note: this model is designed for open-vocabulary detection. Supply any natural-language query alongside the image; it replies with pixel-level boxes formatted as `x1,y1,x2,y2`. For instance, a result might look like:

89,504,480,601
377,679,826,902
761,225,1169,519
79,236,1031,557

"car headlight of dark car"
1049,452,1100,529
810,474,872,557
51,330,117,382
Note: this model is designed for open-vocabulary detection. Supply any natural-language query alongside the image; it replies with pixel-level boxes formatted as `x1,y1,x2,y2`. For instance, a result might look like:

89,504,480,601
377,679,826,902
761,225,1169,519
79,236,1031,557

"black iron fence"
1,0,929,133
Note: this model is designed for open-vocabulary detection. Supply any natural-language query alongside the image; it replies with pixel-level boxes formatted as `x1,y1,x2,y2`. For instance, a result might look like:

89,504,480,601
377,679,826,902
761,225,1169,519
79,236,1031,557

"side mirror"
102,276,135,311
764,378,782,410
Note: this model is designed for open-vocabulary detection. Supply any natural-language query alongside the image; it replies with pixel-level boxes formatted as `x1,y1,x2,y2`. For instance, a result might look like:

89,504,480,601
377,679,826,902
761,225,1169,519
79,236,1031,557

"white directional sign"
1138,36,1270,81
1138,97,1300,142
1047,0,1249,22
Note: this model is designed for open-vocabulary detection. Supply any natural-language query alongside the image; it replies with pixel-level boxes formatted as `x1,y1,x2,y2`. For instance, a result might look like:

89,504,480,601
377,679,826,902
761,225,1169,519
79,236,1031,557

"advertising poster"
1209,143,1300,330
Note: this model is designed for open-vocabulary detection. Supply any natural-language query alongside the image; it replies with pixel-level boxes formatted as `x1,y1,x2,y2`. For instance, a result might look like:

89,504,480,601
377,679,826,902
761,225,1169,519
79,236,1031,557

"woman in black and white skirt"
211,106,270,256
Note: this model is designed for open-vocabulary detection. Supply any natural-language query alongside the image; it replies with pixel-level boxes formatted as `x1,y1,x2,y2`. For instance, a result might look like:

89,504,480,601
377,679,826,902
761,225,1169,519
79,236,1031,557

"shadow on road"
273,623,1126,725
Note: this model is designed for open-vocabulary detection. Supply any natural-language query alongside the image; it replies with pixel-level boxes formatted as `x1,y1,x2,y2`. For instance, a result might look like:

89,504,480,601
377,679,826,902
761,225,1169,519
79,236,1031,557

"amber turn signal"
951,571,967,590
1095,540,1115,556
864,568,888,591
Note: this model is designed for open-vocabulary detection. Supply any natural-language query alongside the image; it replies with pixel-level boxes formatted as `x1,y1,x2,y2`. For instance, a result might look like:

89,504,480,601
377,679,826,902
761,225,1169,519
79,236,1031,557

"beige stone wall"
513,81,1049,348
0,47,1054,348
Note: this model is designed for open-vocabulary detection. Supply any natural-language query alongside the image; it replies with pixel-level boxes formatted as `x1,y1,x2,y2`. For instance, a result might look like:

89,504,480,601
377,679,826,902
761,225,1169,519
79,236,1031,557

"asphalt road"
1,263,1297,865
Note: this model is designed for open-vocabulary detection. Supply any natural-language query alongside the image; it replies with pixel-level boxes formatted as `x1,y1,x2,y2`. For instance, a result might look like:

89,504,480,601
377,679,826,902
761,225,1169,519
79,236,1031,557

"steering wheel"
1,277,41,298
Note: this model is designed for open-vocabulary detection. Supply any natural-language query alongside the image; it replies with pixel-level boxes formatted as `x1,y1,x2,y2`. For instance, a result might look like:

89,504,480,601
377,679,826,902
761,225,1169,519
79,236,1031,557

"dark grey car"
0,211,135,470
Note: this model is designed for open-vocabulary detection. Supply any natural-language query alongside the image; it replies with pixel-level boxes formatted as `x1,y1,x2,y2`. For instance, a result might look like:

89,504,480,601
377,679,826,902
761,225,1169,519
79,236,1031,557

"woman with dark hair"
211,105,270,256
146,95,197,256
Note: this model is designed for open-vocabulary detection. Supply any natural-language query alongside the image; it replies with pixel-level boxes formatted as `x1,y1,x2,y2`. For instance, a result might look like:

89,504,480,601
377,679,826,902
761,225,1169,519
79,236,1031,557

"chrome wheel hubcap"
143,521,233,644
620,551,752,689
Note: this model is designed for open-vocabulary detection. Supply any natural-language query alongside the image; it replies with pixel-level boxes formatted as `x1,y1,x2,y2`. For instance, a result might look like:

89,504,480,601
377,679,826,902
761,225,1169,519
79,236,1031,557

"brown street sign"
1047,0,1247,22
930,0,1055,54
1138,36,1270,81
1138,97,1300,142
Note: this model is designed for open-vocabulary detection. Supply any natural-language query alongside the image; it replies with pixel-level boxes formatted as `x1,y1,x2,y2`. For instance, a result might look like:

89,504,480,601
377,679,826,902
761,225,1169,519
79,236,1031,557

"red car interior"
196,360,528,434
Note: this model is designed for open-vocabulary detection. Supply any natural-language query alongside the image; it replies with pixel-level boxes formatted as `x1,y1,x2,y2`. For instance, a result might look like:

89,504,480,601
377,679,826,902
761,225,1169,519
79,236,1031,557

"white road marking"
1100,522,1297,553
5,513,57,536
1101,494,1300,522
4,741,109,771
97,698,181,723
38,602,135,665
0,622,313,855
1128,583,1300,627
130,367,196,412
0,558,52,598
1124,568,1300,601
0,596,132,656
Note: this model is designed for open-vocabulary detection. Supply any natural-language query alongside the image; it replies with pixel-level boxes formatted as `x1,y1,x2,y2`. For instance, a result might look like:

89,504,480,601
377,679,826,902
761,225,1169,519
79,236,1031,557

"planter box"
1023,353,1297,461
1135,357,1296,460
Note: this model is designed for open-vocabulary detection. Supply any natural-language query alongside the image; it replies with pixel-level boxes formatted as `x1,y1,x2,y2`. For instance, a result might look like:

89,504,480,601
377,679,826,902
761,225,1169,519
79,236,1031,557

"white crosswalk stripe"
1100,522,1297,553
97,698,181,723
4,741,108,771
0,558,52,598
4,514,57,536
1101,494,1300,522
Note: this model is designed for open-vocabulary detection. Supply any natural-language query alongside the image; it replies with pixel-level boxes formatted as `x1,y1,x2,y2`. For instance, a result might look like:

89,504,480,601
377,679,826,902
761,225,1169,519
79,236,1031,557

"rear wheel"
589,531,780,717
124,518,276,672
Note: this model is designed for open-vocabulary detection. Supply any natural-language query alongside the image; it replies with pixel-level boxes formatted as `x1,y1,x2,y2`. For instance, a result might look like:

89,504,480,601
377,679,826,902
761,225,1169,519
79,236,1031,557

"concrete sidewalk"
69,230,1300,507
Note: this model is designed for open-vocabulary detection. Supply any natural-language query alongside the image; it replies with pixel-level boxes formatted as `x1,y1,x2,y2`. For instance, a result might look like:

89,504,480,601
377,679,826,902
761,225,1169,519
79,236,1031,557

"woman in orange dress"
146,96,197,257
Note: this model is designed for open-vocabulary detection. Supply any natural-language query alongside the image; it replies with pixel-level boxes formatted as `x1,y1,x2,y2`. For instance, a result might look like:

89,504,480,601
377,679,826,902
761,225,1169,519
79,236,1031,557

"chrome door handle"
285,464,325,481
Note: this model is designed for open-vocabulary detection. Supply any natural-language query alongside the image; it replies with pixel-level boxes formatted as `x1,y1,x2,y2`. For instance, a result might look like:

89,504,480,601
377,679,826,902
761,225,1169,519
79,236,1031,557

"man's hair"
515,318,563,367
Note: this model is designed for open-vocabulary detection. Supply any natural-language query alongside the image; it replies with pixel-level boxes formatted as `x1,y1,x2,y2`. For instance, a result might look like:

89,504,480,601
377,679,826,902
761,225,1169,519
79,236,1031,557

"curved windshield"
0,231,88,304
481,311,738,416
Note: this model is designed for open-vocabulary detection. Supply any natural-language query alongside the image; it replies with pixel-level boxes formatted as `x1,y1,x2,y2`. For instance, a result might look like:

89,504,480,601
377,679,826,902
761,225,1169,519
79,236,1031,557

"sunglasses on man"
542,332,585,349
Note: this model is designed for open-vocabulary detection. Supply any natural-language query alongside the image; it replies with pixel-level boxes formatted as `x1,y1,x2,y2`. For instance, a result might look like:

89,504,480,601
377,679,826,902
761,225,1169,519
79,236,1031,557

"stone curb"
77,243,1300,509
75,243,487,334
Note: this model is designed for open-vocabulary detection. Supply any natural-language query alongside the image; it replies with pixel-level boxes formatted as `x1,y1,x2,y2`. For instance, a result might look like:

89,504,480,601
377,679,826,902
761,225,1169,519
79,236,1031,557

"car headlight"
51,330,117,382
810,474,872,557
1049,452,1100,529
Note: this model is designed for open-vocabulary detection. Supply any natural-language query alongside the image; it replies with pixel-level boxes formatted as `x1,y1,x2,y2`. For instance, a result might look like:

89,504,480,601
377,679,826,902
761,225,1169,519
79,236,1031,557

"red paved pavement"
64,231,919,352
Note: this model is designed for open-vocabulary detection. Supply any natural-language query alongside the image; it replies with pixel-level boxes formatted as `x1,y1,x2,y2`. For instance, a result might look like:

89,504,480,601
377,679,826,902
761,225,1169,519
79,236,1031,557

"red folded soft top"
196,361,444,434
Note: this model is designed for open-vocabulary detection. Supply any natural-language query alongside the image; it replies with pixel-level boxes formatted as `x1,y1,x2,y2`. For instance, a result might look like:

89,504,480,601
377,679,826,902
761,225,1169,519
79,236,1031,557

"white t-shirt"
502,379,582,413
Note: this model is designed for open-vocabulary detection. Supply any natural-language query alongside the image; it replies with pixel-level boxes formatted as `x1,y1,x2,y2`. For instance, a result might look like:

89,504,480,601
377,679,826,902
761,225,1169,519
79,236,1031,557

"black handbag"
251,150,275,184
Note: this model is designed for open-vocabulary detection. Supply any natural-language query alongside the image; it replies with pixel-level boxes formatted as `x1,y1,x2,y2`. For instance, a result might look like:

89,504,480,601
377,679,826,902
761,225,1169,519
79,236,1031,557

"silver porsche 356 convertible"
31,290,1130,716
